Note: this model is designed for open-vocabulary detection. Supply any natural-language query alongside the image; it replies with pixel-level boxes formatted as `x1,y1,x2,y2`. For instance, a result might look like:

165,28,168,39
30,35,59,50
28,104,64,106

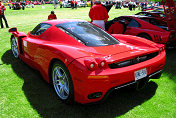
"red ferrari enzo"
106,15,176,47
9,19,166,104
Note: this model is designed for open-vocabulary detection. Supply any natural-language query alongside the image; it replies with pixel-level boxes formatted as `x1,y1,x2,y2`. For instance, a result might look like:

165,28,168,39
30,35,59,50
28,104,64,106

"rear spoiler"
9,27,27,37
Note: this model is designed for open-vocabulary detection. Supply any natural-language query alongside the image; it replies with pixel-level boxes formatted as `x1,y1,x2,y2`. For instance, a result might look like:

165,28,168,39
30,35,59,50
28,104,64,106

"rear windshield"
55,22,119,47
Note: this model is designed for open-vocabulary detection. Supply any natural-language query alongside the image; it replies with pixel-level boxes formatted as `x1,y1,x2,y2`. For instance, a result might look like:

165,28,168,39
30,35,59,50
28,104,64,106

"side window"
30,23,52,35
128,19,140,27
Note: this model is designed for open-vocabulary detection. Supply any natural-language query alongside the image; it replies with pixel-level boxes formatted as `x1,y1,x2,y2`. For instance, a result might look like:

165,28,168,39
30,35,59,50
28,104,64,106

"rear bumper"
69,51,166,104
99,69,162,103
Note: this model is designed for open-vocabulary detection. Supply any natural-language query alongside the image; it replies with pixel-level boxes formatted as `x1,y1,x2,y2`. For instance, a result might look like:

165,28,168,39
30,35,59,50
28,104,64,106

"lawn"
0,5,176,118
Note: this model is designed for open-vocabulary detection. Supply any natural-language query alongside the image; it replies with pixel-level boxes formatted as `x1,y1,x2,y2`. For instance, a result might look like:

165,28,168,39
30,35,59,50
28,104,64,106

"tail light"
159,46,165,52
95,58,107,69
84,59,97,71
155,44,165,52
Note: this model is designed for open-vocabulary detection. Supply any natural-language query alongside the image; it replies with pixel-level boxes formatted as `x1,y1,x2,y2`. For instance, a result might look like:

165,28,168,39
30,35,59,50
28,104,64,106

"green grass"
0,5,176,118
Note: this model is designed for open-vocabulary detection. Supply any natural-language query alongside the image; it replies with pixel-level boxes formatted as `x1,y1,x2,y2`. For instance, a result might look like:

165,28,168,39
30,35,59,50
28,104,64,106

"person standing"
0,1,9,28
132,2,136,11
60,0,62,8
89,0,109,29
74,0,77,9
54,0,58,9
128,1,132,11
71,0,74,9
138,2,141,10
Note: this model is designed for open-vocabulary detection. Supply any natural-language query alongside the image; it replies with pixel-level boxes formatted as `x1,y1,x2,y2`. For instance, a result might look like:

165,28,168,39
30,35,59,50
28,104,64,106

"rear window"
55,22,119,47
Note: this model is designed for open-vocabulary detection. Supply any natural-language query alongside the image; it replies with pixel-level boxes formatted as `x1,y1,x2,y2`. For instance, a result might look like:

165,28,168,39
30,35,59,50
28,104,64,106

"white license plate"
135,68,147,81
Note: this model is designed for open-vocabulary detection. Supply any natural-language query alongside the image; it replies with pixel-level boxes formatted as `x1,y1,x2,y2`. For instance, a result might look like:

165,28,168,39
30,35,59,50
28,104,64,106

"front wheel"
52,61,74,103
11,36,19,58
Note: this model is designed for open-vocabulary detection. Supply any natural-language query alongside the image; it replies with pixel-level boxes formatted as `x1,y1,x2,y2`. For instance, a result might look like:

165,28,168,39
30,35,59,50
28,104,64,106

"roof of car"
137,11,163,14
42,19,86,26
121,15,150,18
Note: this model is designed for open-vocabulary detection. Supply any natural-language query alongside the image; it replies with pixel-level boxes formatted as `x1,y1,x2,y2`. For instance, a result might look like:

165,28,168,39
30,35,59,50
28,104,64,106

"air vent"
109,52,158,69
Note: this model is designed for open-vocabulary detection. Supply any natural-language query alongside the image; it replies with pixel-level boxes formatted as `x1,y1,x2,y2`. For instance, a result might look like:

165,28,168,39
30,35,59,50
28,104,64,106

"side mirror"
9,27,17,33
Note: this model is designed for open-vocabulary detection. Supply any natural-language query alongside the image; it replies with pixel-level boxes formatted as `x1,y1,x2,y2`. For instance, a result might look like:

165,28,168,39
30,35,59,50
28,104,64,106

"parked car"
77,1,87,7
62,1,71,8
45,1,52,4
106,15,176,47
152,8,165,13
12,2,21,10
135,11,165,19
142,6,158,11
135,11,166,26
33,1,42,5
151,6,166,13
9,19,166,104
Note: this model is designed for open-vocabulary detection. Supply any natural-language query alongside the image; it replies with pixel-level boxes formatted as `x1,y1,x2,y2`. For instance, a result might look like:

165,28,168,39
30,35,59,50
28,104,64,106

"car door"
22,23,52,62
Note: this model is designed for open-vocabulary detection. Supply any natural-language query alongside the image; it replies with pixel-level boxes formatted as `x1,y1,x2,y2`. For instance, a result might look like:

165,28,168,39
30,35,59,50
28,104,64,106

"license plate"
135,68,147,81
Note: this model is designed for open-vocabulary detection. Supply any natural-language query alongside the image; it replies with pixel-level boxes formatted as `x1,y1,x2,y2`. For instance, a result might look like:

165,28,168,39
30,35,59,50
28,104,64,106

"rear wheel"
138,34,152,41
11,36,19,58
51,61,74,103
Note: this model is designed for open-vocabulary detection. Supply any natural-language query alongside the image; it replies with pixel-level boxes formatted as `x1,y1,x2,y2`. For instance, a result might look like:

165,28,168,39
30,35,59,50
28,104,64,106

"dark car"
12,2,21,10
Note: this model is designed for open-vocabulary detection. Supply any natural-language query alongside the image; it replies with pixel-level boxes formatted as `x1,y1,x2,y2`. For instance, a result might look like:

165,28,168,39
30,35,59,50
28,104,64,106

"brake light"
155,44,165,52
84,59,97,71
160,46,165,52
95,58,107,69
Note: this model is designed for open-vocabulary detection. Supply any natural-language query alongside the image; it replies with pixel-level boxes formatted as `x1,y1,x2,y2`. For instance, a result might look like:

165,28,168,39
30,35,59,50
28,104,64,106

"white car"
77,1,87,7
62,1,71,8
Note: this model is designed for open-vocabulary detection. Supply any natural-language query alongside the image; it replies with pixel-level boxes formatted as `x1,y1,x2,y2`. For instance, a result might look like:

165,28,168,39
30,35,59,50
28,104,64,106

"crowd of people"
0,0,160,30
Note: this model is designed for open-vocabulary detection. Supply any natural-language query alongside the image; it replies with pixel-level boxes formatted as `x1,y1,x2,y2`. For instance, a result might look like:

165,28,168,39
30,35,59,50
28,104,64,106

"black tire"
11,35,19,58
51,61,74,104
138,34,152,41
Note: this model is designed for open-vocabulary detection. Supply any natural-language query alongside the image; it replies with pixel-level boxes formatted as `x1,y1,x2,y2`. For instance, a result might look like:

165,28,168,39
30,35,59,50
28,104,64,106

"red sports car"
106,15,176,47
9,19,166,104
142,6,158,11
135,11,166,21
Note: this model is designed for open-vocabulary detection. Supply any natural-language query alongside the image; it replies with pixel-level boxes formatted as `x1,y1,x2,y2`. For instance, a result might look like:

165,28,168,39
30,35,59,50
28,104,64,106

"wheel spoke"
58,82,63,86
11,37,19,58
64,84,69,95
55,67,62,78
59,85,65,97
62,73,67,81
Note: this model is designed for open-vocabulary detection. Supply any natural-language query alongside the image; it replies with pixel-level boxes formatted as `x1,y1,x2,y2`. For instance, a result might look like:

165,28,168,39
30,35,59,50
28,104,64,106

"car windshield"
56,21,119,47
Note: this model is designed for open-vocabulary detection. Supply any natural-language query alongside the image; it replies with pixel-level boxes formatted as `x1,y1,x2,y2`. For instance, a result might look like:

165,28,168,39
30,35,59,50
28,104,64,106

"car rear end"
68,45,166,104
